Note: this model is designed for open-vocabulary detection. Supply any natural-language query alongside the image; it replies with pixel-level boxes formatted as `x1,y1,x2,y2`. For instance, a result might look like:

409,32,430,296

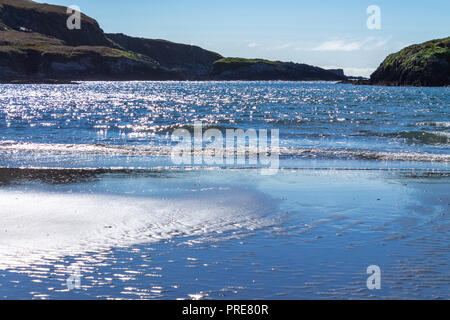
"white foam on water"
417,121,450,128
1,141,449,162
0,189,275,270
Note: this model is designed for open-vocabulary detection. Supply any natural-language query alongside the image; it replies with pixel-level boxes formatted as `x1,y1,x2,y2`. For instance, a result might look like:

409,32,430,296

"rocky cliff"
370,37,450,87
107,33,222,80
0,31,178,81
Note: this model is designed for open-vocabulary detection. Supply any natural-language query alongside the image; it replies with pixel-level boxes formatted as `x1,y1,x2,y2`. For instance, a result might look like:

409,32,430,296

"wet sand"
0,168,448,299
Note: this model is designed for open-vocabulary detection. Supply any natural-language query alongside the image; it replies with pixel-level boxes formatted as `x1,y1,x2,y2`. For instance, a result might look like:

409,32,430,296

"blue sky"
39,0,449,76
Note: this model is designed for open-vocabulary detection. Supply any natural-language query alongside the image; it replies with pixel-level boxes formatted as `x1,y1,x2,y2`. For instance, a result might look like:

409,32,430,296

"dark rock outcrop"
0,0,114,47
0,30,178,81
370,37,450,87
107,33,222,79
327,69,345,78
211,58,346,81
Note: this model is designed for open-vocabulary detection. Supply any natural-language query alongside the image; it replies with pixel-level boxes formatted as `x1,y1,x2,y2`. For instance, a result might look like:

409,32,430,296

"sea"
0,81,448,299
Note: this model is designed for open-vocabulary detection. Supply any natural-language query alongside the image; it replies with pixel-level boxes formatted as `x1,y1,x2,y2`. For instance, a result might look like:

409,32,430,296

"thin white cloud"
312,36,392,52
247,42,260,48
313,40,362,52
246,42,296,51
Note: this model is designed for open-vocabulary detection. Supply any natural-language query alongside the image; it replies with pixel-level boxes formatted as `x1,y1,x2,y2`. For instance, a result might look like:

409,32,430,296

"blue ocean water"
0,81,448,168
0,82,448,299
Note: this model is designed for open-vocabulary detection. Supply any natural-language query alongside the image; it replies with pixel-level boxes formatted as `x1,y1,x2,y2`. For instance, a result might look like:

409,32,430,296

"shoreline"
339,79,450,87
1,78,449,87
0,79,344,85
0,79,78,85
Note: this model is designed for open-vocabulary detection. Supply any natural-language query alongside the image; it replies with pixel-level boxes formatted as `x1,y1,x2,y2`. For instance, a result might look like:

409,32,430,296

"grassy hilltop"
370,37,450,86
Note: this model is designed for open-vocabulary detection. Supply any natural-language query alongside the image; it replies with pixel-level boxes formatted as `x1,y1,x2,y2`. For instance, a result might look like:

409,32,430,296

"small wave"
387,131,449,145
116,123,240,134
416,121,450,128
0,141,449,163
0,141,171,156
281,147,450,163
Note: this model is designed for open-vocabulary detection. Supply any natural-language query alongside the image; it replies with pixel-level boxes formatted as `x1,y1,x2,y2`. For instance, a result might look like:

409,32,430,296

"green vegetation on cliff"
214,58,278,66
370,37,450,86
382,37,450,68
0,31,141,60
